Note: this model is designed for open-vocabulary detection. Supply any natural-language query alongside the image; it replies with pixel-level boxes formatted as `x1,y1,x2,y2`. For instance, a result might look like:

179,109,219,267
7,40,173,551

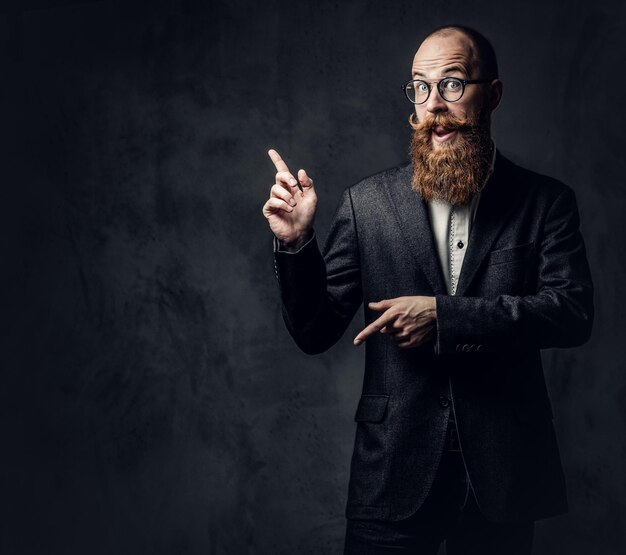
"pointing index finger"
268,149,290,174
354,311,396,346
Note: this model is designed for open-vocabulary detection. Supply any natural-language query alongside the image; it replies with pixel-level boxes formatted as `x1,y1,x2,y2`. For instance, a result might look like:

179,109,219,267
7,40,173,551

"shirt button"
457,241,464,249
439,395,450,408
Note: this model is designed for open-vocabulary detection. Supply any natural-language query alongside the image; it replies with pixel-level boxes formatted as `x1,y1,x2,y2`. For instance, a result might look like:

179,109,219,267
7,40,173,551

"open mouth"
431,125,457,143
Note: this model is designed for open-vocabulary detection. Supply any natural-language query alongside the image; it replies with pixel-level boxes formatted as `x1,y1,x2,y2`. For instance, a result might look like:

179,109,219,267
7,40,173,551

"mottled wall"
1,0,624,553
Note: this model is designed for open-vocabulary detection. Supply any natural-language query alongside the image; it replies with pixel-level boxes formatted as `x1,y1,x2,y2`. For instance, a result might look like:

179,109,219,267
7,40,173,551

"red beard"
409,111,494,205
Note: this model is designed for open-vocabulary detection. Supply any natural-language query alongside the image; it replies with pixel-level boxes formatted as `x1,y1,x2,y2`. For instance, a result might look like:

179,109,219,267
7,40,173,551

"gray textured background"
1,0,624,553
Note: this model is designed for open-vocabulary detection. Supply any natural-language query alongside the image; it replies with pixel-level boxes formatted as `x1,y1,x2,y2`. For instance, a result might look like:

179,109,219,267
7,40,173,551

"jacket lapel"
455,153,521,296
385,164,448,295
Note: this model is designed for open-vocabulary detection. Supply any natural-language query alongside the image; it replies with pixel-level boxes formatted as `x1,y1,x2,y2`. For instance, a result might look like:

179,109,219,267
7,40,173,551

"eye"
416,81,429,93
443,78,462,91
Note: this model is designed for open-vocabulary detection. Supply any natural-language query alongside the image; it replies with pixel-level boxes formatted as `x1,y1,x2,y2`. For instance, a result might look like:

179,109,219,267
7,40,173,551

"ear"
489,79,503,111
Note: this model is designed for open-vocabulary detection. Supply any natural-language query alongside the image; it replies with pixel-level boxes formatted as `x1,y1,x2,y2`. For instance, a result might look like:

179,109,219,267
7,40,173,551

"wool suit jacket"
274,152,594,523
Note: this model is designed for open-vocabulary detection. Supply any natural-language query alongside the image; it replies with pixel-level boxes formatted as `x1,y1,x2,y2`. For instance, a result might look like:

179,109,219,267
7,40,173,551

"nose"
425,84,448,114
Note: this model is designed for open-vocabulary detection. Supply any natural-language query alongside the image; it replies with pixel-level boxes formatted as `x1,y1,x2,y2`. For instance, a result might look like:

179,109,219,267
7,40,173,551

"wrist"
282,229,314,253
427,297,437,321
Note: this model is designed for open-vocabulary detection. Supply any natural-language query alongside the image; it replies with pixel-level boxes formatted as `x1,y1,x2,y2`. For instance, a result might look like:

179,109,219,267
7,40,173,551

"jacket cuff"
273,232,316,254
434,294,488,355
273,232,323,289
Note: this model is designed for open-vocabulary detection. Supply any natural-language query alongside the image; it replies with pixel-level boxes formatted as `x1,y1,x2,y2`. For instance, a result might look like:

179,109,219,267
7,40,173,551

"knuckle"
271,184,287,197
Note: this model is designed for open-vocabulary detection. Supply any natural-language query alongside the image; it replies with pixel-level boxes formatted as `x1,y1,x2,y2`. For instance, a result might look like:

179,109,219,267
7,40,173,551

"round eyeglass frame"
402,77,492,104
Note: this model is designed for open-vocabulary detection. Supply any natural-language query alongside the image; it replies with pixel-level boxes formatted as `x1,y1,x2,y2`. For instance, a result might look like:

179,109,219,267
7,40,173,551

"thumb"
298,169,314,189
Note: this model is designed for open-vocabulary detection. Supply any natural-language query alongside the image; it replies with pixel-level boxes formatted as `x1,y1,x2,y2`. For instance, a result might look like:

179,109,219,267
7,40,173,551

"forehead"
411,32,476,77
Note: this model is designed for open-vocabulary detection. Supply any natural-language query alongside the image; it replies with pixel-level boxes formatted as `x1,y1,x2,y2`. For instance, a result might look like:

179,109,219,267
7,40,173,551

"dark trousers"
344,424,534,554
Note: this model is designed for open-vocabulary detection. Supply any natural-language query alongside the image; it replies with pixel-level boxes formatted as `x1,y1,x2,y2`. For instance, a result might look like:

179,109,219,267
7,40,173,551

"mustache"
410,112,474,134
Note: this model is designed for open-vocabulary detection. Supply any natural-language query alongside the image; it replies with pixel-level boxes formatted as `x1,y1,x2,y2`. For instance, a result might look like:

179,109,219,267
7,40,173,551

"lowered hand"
354,296,437,349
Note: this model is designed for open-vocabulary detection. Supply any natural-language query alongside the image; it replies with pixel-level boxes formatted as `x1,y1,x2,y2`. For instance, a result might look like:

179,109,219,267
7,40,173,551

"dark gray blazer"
274,152,594,523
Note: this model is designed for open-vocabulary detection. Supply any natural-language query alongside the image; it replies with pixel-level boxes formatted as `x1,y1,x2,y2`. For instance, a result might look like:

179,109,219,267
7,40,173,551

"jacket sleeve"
274,188,362,354
435,187,594,354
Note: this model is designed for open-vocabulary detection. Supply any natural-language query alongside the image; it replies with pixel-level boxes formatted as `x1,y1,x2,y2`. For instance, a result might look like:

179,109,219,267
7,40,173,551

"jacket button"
439,395,450,408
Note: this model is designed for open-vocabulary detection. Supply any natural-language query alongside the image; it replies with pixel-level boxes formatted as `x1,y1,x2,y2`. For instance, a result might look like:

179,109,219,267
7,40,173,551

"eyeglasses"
402,77,491,104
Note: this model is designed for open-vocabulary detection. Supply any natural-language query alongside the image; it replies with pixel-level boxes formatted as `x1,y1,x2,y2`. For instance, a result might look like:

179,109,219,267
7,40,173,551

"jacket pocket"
486,241,535,265
354,395,389,422
349,395,389,509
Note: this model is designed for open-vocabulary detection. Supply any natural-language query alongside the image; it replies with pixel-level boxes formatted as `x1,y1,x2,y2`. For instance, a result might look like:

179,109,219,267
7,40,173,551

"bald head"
423,25,498,80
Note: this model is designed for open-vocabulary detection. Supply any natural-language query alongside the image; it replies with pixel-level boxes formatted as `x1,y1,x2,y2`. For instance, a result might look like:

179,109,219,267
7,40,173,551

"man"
262,25,593,554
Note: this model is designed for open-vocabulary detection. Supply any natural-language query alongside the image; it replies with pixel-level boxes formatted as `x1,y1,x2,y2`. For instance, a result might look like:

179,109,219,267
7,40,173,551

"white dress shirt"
426,145,496,295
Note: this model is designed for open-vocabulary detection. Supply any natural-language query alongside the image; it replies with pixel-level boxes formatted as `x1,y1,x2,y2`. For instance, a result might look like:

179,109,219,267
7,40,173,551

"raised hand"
354,297,437,349
263,149,317,251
